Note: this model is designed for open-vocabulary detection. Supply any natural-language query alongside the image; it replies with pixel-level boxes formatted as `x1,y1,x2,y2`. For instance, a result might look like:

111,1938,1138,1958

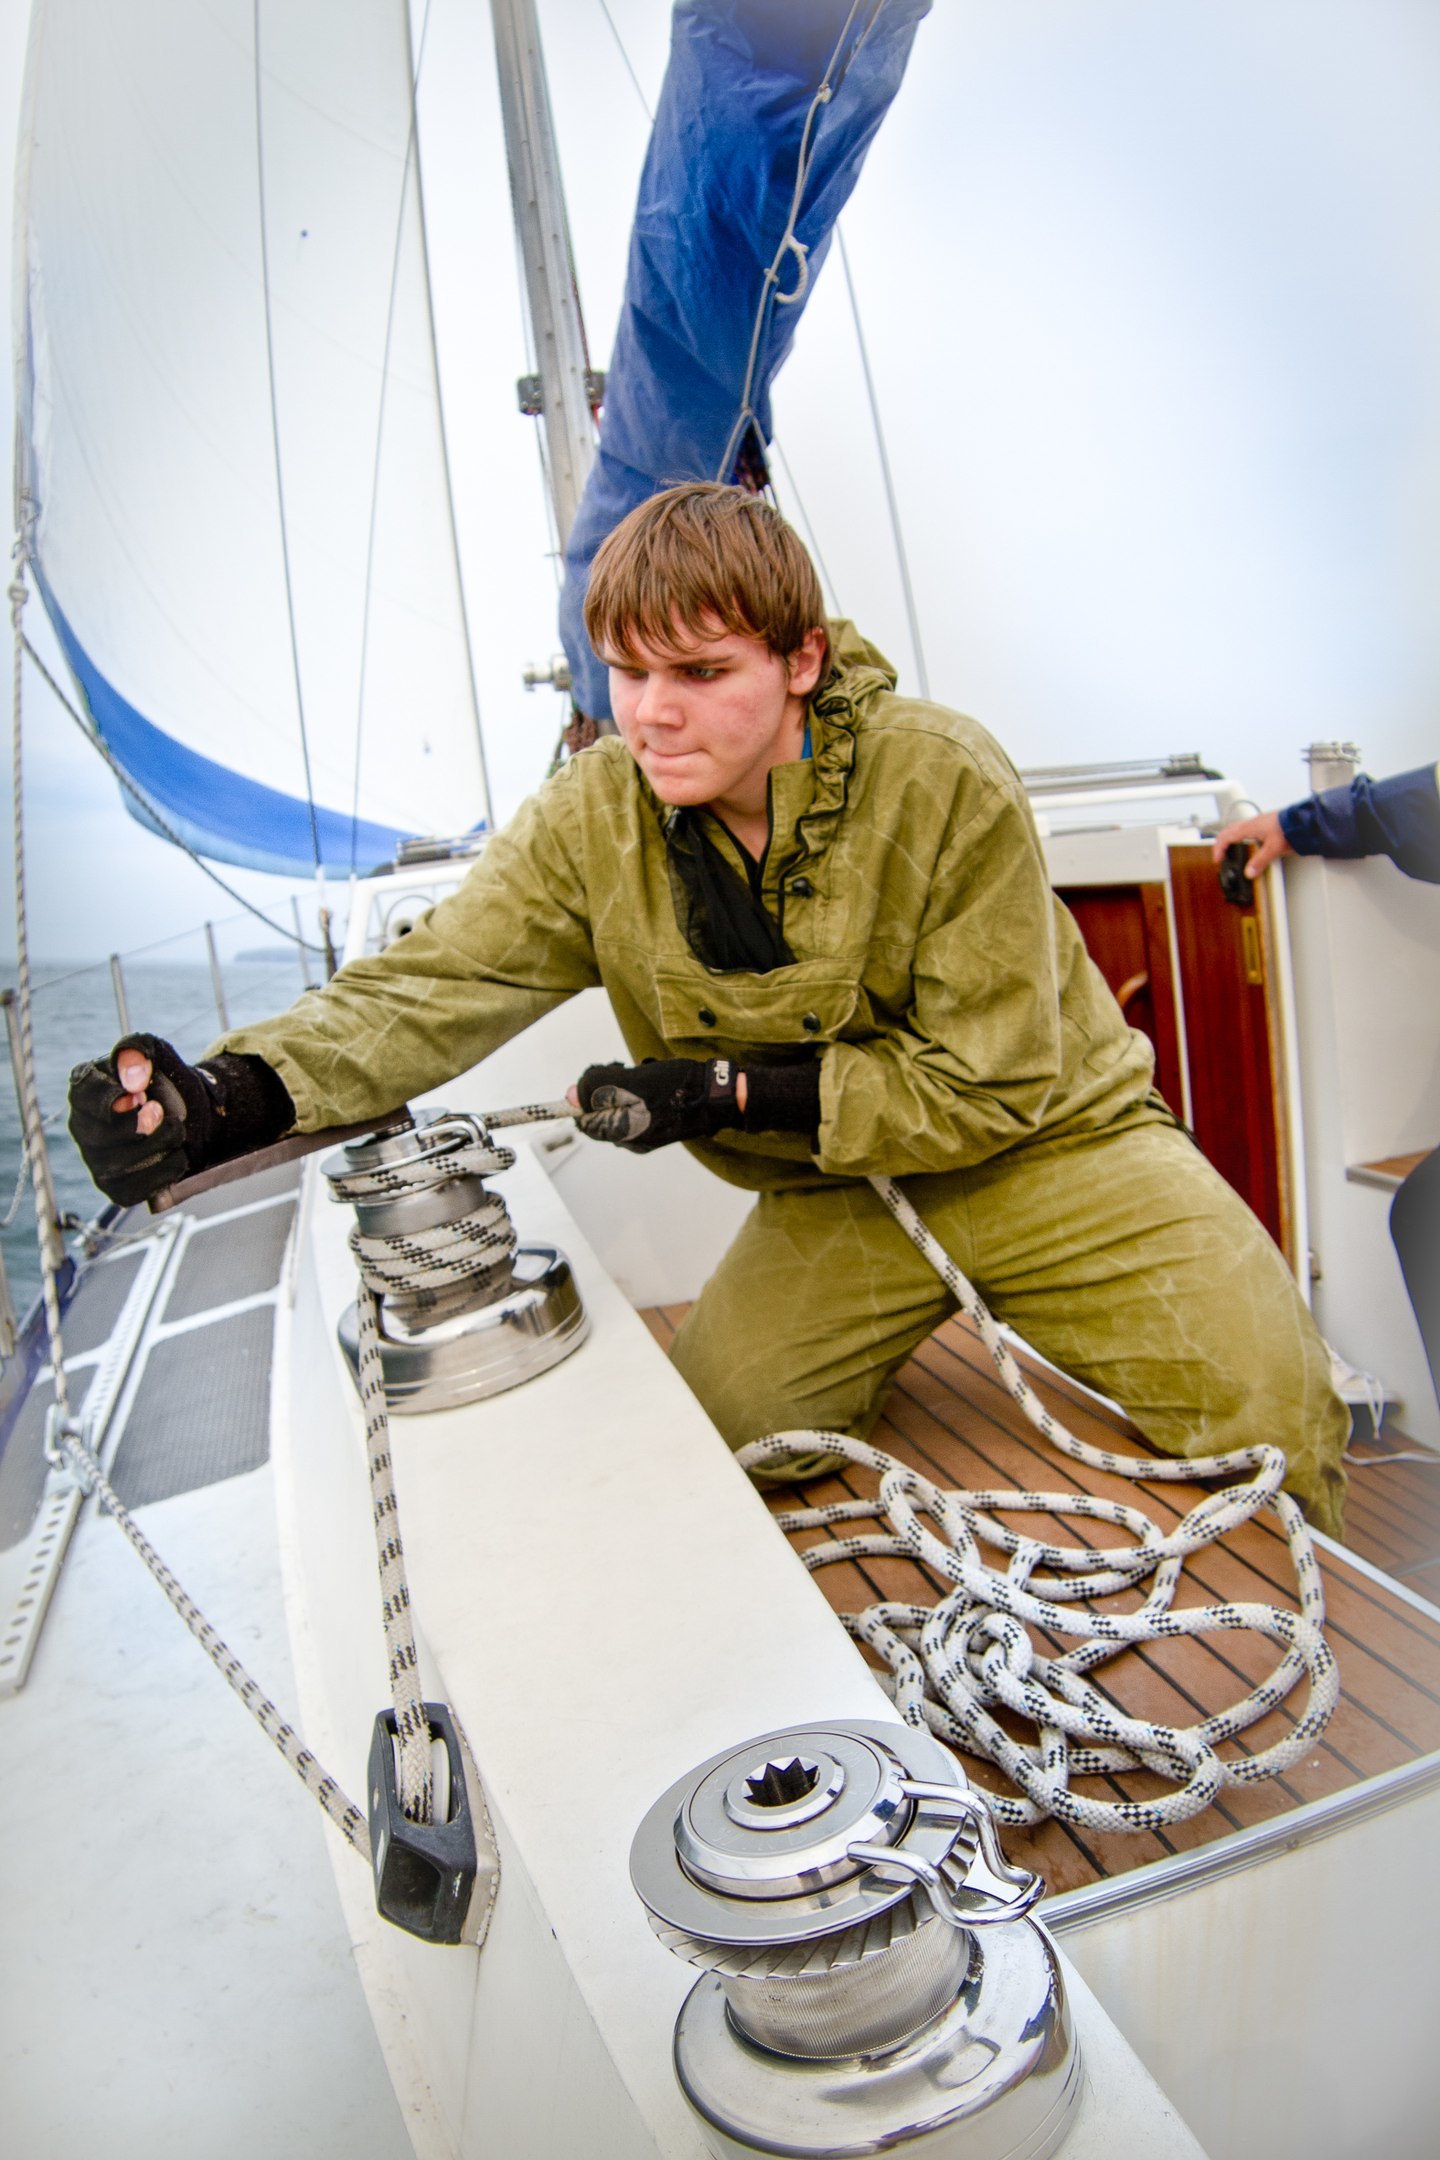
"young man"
69,483,1349,1534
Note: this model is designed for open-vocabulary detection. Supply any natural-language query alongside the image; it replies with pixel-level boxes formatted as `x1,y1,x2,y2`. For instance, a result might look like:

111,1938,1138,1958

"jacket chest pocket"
652,960,861,1054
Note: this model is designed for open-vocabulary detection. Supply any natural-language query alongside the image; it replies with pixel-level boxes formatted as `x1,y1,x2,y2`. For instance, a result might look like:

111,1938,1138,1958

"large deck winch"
323,1110,587,1412
631,1719,1081,2160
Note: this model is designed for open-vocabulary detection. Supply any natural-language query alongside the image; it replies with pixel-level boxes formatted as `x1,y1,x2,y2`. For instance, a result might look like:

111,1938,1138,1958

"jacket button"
790,876,814,898
802,1012,821,1034
698,1007,717,1027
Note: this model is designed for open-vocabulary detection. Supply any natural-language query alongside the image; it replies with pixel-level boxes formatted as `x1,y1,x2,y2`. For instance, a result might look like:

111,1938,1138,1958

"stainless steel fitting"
631,1718,1081,2160
324,1110,588,1413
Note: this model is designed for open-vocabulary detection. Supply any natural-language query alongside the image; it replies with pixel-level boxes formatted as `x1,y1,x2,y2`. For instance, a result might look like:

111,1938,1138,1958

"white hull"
273,1073,1203,2155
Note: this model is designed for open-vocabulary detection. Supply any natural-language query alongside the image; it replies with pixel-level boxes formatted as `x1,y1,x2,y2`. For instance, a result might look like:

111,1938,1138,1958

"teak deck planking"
640,1303,1440,1897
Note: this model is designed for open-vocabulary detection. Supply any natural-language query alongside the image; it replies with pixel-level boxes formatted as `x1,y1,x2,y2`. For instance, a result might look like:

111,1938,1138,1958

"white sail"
13,0,487,876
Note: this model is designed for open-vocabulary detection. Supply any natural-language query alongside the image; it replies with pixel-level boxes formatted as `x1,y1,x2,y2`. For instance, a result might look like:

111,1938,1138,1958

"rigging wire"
251,2,325,889
768,438,843,618
348,2,439,878
596,0,654,122
837,226,930,698
715,0,883,488
19,632,326,956
398,0,495,842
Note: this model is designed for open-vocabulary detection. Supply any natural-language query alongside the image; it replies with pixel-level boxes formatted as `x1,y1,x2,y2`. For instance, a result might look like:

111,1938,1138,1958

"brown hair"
583,481,827,670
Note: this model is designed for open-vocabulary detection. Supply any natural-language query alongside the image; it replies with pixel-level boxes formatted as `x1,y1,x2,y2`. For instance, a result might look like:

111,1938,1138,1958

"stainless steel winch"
630,1719,1082,2160
323,1110,588,1412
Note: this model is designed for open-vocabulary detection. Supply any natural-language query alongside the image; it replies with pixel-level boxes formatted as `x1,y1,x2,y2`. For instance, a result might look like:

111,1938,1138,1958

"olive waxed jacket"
218,625,1155,1191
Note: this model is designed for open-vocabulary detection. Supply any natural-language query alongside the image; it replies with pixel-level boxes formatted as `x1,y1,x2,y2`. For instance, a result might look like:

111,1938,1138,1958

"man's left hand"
570,1058,744,1152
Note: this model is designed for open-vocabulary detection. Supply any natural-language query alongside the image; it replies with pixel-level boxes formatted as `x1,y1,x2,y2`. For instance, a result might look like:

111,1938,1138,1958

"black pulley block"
367,1701,477,1945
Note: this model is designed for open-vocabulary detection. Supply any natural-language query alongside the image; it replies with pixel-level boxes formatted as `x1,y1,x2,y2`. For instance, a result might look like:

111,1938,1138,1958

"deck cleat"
630,1718,1081,2160
324,1111,588,1413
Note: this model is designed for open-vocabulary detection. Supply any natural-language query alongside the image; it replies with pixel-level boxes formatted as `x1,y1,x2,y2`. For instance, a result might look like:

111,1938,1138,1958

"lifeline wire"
740,1172,1340,1835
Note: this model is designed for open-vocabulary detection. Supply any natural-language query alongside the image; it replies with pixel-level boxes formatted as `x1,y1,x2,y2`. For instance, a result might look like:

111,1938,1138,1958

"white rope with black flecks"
342,1101,574,1817
338,1106,571,1309
739,1173,1340,1834
9,552,368,1853
353,1279,432,1821
47,1419,372,1852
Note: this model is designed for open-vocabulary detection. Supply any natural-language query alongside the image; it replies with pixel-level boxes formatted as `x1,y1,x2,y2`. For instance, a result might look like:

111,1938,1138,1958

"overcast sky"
3,0,1438,969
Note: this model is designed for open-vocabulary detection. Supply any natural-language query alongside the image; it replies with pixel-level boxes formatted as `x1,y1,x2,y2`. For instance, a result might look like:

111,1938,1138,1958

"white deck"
0,1461,411,2160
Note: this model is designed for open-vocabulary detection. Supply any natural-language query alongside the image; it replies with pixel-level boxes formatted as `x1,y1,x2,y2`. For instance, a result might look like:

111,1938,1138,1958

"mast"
488,0,599,551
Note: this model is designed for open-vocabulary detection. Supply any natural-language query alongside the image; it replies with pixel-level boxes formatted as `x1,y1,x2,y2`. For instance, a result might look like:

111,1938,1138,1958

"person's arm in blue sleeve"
1214,761,1440,884
1278,762,1440,883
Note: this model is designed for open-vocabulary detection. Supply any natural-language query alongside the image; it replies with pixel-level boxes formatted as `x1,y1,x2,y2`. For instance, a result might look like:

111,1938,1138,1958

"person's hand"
1211,810,1291,880
67,1034,216,1205
569,1058,744,1152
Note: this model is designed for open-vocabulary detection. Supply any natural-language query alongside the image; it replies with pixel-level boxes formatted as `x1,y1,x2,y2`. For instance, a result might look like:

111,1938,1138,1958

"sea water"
0,952,311,1318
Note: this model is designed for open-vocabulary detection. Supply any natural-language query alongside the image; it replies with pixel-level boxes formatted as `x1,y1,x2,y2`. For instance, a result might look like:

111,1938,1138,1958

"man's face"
605,617,826,822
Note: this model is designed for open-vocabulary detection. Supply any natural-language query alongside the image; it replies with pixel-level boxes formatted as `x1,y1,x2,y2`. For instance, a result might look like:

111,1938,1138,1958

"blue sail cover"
560,0,931,719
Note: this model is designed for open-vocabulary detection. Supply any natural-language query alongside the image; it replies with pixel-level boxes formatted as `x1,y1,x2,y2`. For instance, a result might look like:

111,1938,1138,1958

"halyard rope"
44,1420,372,1854
10,566,74,1430
321,1101,572,1819
331,1104,569,1315
8,550,367,1854
354,1281,433,1822
739,1172,1340,1834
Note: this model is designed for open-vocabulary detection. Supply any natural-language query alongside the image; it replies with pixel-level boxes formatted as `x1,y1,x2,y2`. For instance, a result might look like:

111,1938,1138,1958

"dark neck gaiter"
662,809,795,974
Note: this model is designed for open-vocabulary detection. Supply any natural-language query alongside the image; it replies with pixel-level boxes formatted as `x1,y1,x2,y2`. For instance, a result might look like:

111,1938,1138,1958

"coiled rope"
740,1173,1339,1835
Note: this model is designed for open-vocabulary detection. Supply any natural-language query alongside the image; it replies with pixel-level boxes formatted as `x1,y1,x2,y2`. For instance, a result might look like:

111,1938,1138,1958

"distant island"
233,947,297,964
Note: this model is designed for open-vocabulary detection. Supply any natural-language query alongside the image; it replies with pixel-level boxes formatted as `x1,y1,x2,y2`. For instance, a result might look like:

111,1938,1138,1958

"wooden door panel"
1167,844,1286,1252
1056,882,1186,1117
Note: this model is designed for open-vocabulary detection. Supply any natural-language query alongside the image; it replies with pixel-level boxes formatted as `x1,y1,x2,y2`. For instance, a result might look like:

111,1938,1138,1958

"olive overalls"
221,624,1348,1535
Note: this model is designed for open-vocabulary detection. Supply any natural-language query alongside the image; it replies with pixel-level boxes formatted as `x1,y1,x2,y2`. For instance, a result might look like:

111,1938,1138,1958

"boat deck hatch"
0,1168,301,1552
161,1199,296,1323
108,1306,275,1509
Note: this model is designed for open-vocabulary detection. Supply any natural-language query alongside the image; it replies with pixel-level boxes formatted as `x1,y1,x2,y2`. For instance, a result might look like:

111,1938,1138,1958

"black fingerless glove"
574,1057,821,1154
67,1033,295,1206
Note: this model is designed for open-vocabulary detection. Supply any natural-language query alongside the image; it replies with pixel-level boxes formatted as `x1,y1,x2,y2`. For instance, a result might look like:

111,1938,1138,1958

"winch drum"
324,1112,589,1413
631,1719,1082,2160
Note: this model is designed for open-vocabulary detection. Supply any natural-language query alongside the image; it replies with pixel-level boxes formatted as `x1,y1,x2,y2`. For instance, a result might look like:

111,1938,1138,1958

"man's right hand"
67,1034,217,1206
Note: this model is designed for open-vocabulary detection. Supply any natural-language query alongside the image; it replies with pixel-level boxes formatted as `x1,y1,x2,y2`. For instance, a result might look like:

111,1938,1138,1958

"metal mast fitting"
490,0,598,548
